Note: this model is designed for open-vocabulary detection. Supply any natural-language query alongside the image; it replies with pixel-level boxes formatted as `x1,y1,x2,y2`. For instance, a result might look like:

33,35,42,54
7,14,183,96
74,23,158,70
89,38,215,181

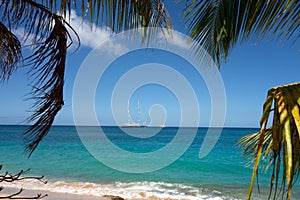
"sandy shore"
0,187,125,200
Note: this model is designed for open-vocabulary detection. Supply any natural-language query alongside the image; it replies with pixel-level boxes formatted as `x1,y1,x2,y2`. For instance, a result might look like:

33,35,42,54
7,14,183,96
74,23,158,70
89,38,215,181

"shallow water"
0,125,299,199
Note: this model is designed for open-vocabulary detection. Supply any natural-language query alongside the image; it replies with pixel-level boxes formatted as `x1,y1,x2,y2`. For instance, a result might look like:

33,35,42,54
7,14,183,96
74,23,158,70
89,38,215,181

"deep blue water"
0,125,299,199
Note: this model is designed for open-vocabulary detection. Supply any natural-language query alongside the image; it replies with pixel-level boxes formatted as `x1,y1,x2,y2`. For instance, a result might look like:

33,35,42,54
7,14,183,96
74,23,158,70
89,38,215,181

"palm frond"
238,82,300,200
0,0,72,155
77,0,172,43
0,0,171,155
47,0,172,31
24,17,67,156
0,22,22,82
182,0,300,67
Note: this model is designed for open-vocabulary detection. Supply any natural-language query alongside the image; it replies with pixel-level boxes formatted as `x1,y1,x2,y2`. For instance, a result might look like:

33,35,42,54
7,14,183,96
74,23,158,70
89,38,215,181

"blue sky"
0,3,300,127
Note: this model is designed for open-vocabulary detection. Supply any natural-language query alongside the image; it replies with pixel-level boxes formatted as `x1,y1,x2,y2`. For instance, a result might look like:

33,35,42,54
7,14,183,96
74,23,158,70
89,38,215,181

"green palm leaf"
238,82,300,200
35,0,172,34
183,0,300,67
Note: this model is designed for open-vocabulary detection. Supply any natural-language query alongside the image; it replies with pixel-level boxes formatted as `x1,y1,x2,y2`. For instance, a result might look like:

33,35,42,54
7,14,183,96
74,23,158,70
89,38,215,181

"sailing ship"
121,100,147,128
159,121,166,128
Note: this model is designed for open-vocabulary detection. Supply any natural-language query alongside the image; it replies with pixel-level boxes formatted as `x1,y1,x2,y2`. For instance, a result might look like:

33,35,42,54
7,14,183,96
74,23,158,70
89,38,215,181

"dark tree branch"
0,188,47,199
0,164,47,199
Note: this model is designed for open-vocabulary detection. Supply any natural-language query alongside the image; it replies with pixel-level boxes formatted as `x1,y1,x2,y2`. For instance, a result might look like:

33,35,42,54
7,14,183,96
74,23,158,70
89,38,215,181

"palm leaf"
0,0,72,155
238,82,300,200
0,22,22,82
182,0,300,67
0,0,171,155
24,17,68,156
37,0,172,34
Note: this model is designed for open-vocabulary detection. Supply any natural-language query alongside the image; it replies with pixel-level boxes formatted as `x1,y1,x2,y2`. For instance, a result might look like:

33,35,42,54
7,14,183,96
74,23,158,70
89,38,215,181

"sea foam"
0,179,238,200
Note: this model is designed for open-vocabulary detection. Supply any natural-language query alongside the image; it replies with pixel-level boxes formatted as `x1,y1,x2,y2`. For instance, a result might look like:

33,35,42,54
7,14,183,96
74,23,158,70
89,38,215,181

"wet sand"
0,187,122,200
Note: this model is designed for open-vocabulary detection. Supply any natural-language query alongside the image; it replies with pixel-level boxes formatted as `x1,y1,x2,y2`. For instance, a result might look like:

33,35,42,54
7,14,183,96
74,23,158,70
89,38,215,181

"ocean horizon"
1,125,299,199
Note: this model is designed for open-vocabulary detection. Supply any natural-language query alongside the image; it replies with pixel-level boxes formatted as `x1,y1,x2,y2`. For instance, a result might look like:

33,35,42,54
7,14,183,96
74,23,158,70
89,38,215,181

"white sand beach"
0,187,123,200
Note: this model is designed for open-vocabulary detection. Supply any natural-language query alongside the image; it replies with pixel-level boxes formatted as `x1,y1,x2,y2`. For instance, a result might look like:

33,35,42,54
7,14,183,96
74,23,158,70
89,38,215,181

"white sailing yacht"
121,100,147,128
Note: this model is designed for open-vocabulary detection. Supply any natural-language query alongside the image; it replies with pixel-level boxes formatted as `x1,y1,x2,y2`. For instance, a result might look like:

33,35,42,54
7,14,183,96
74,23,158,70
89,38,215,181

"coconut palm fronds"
24,17,68,156
78,0,172,43
0,22,22,82
0,0,171,156
182,0,300,68
39,0,172,32
238,82,300,200
0,0,73,155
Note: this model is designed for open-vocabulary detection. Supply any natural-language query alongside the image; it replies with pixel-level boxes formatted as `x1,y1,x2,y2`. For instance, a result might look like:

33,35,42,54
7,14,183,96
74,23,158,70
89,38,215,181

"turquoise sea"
0,125,299,199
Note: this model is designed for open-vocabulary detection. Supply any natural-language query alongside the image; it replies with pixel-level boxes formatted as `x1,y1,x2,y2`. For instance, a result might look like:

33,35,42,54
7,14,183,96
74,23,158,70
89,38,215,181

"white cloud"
170,32,190,49
155,30,190,50
10,10,127,57
68,11,110,48
67,10,128,56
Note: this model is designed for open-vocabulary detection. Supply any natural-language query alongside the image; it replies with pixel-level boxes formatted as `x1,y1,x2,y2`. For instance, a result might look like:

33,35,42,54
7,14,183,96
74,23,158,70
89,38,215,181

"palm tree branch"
0,0,73,155
42,0,172,32
239,82,300,199
0,0,171,156
24,16,67,156
182,0,300,67
0,21,22,82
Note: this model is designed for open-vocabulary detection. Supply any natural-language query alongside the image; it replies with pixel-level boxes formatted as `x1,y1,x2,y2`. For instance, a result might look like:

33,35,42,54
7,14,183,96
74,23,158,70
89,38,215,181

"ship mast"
137,99,140,126
127,100,131,126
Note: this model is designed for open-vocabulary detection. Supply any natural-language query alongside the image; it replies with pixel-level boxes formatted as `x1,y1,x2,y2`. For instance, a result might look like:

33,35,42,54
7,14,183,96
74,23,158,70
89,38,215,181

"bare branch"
0,164,47,199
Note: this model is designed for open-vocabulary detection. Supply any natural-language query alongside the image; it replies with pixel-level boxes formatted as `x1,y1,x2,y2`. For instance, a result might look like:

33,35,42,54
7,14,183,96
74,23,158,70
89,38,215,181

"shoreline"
0,187,124,200
1,178,300,200
0,179,219,200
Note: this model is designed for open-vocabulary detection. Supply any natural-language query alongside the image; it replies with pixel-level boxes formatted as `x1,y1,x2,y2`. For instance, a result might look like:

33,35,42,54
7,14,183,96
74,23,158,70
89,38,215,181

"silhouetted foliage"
0,164,47,199
0,0,171,155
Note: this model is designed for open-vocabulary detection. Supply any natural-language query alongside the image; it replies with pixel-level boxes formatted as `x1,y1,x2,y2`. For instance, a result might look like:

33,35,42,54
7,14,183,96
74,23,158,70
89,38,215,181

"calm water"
0,125,299,199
